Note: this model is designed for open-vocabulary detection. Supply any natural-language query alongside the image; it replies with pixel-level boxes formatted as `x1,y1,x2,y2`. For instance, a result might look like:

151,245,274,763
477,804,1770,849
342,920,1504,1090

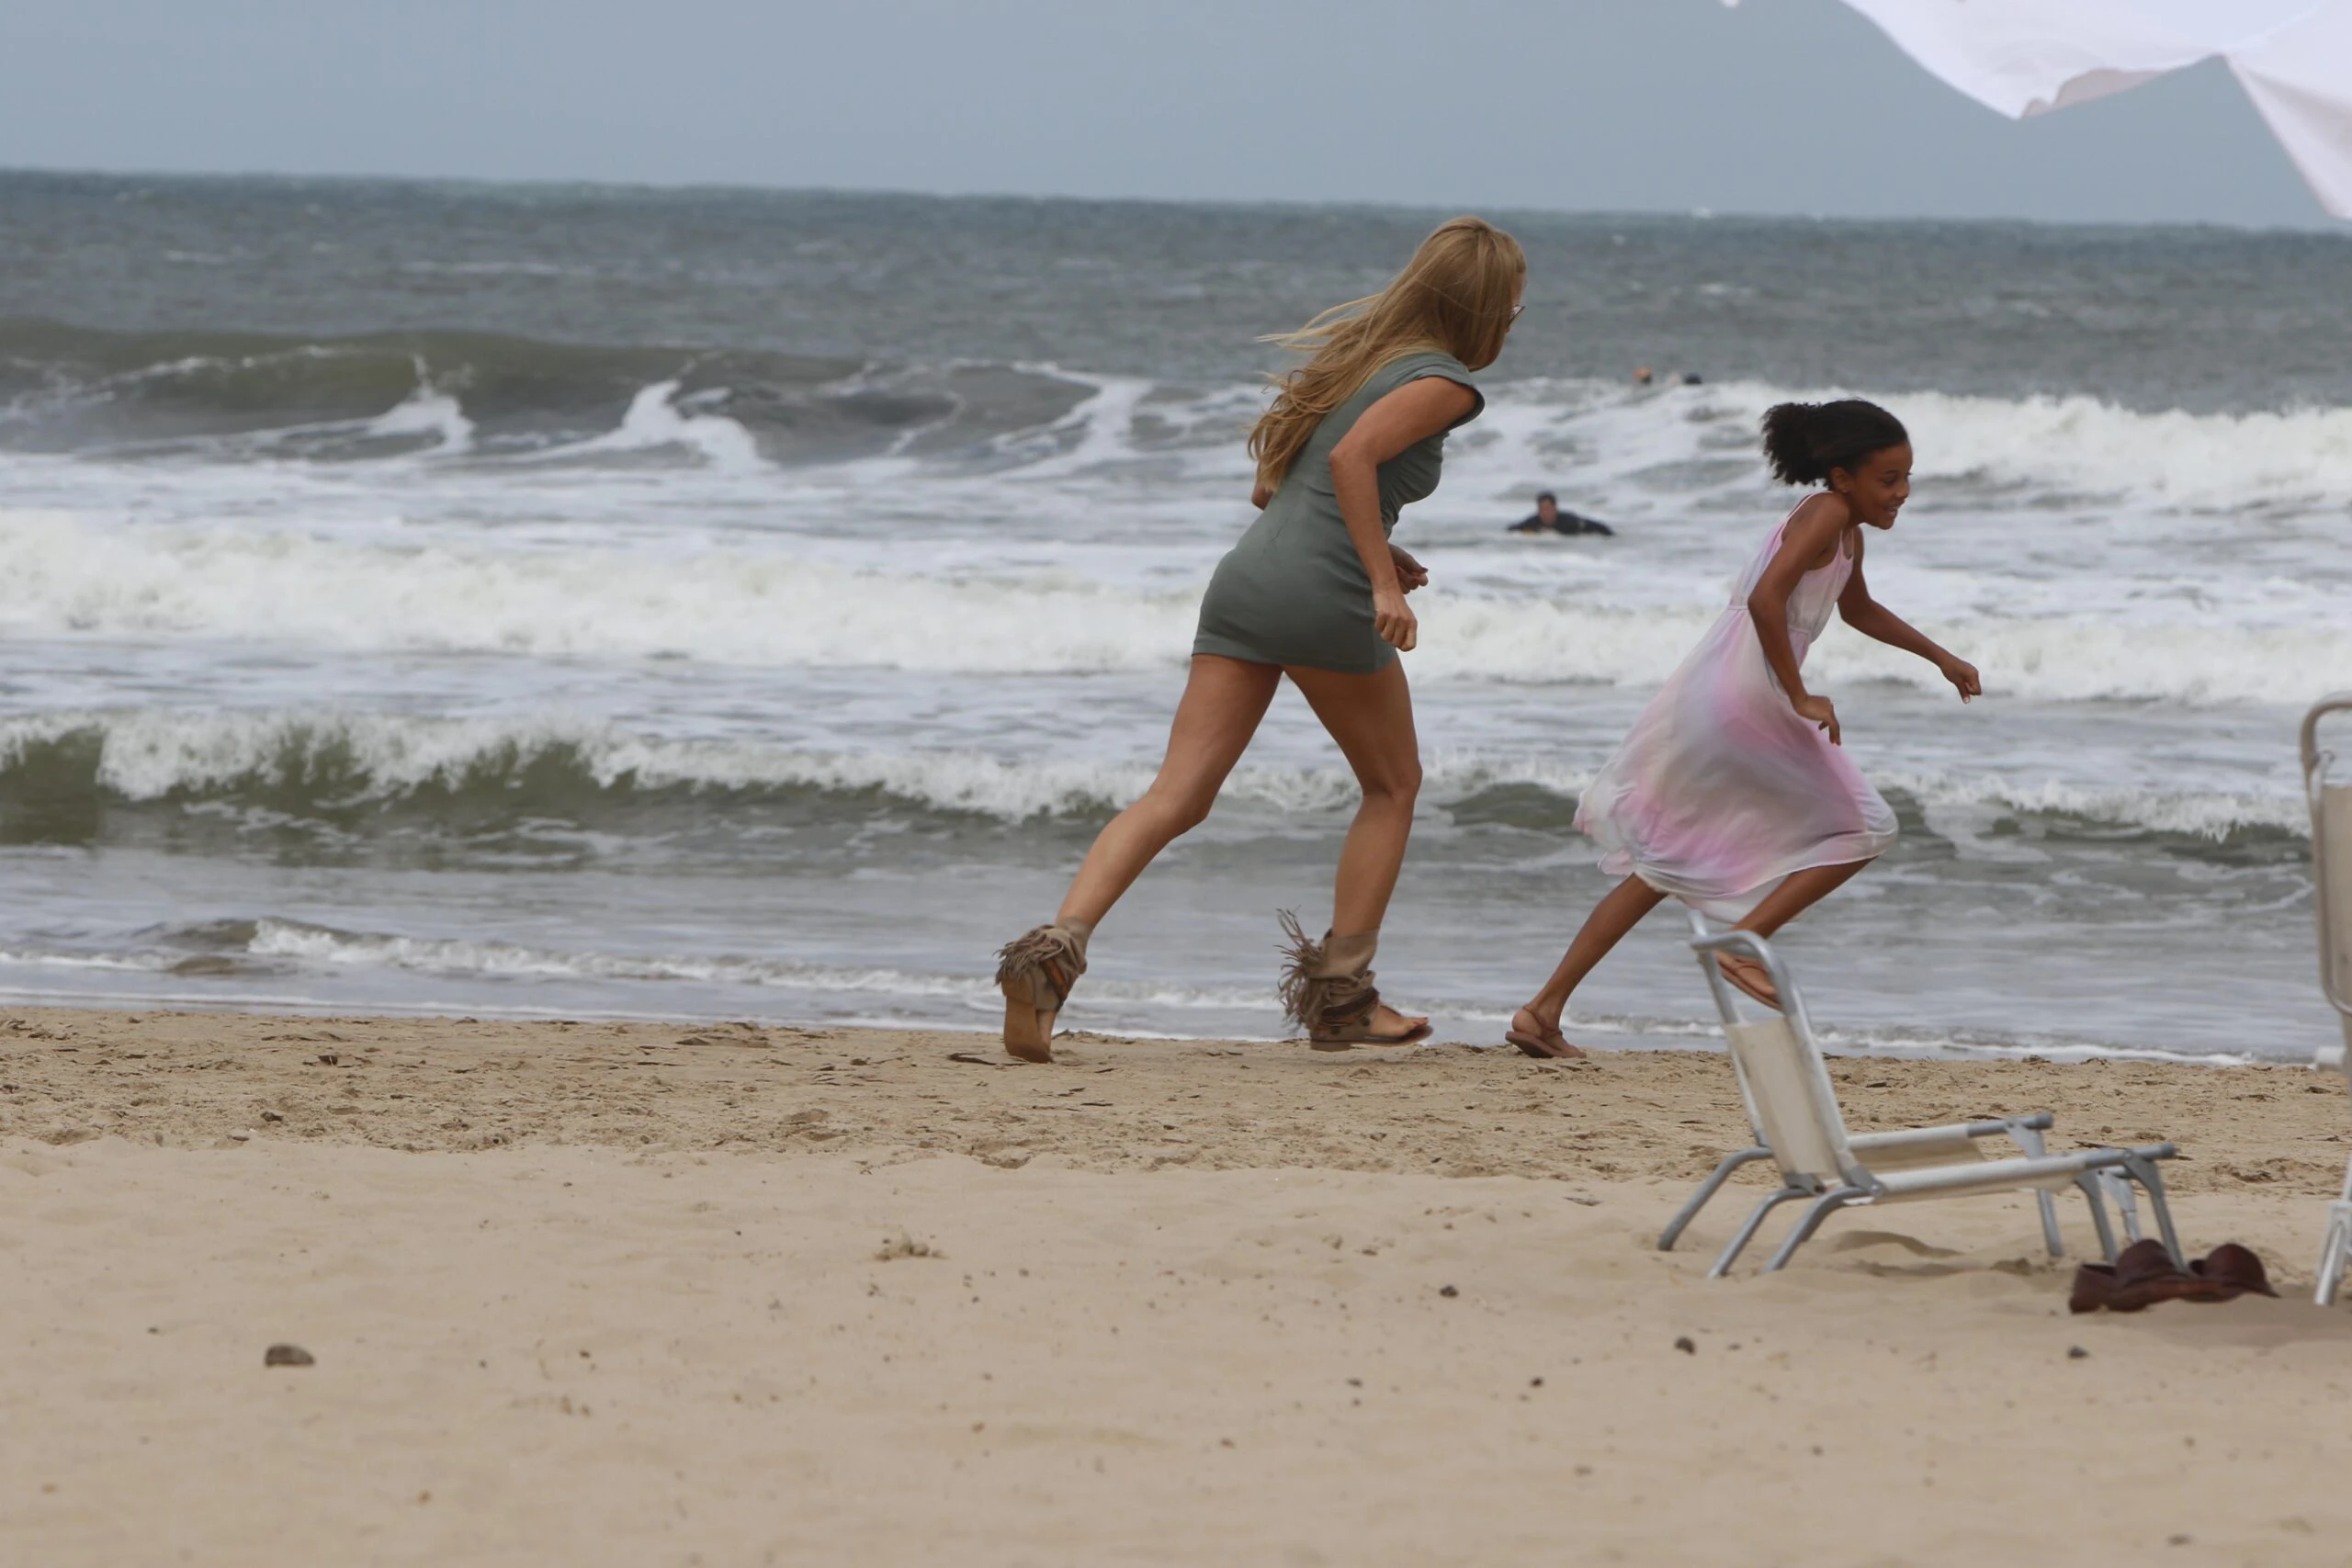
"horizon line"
1,163,2340,240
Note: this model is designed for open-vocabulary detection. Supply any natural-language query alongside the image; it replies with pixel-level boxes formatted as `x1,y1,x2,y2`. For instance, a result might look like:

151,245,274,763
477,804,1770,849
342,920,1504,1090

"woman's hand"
1373,586,1419,652
1388,543,1429,593
1792,694,1840,745
1939,655,1981,703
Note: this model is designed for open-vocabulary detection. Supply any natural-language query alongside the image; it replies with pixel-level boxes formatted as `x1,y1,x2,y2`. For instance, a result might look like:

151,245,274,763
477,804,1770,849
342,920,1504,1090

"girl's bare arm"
1747,496,1849,740
1327,377,1477,651
1837,541,1980,700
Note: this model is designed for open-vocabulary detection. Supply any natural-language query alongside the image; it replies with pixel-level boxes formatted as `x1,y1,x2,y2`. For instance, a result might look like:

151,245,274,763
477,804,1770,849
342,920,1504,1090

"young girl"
1505,399,1979,1057
992,218,1526,1062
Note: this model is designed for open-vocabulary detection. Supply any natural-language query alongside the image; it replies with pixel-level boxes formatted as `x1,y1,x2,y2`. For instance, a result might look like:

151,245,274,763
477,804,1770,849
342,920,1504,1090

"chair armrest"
1849,1114,2052,1156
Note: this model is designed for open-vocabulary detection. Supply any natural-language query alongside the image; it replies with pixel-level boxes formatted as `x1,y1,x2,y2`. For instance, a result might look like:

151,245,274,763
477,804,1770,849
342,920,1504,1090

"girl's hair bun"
1759,400,1908,486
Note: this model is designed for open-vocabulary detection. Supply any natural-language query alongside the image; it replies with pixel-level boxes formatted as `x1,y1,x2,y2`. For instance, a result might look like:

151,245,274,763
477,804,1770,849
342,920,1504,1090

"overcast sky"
0,0,2330,227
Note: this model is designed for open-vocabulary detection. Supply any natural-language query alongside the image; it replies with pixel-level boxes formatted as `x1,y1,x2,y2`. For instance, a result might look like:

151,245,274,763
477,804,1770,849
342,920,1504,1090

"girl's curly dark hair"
1760,399,1908,485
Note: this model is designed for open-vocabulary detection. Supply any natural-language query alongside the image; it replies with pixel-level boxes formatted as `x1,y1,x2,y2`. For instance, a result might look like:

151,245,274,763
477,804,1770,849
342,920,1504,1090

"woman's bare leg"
1714,858,1872,1006
1284,660,1421,934
1055,655,1281,930
1510,874,1668,1056
1283,660,1425,1037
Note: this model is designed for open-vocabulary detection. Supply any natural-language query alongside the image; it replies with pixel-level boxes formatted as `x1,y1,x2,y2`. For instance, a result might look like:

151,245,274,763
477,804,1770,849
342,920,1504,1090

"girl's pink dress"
1575,510,1899,920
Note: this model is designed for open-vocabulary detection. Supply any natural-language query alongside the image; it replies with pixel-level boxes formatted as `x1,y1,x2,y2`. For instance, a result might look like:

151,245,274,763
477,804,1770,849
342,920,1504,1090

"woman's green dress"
1193,349,1483,674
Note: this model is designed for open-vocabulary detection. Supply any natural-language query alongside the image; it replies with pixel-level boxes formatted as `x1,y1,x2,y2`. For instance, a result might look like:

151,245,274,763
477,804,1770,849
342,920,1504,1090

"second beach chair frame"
1660,915,2183,1279
2299,694,2352,1307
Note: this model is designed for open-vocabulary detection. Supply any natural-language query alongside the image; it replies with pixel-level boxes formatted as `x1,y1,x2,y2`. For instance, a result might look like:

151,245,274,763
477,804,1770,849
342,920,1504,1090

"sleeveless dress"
1574,508,1899,920
1193,350,1483,673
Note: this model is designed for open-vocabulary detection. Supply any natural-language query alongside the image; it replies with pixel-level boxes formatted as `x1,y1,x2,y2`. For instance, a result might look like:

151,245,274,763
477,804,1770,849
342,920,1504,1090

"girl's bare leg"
1714,858,1872,1005
1055,655,1281,930
1734,860,1869,939
1510,874,1668,1057
1283,659,1425,1037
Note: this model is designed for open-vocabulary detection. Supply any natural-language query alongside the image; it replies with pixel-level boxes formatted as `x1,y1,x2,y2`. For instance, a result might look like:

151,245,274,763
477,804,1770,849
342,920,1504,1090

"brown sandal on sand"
1276,911,1432,1051
1715,952,1781,1010
993,919,1091,1064
2068,1238,2212,1314
2071,1239,2280,1314
1504,1006,1587,1059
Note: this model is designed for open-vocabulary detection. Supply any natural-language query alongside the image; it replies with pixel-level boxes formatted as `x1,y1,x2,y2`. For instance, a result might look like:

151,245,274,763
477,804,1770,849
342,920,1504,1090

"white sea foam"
10,917,2228,1063
362,383,474,452
243,917,1275,1011
0,505,1205,673
1,498,2344,704
535,379,763,470
1421,378,2352,516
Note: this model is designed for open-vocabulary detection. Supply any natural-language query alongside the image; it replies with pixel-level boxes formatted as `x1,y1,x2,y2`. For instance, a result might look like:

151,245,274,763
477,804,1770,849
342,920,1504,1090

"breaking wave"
0,708,2308,843
2,503,2348,703
0,320,1093,465
7,317,2352,517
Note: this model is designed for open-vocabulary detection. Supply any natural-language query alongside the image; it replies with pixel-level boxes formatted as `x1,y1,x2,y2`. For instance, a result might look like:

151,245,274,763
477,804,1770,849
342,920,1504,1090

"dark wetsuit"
1509,509,1615,536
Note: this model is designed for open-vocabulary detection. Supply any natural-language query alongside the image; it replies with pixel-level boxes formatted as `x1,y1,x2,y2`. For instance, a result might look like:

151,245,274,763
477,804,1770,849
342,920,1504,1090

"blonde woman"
993,217,1526,1061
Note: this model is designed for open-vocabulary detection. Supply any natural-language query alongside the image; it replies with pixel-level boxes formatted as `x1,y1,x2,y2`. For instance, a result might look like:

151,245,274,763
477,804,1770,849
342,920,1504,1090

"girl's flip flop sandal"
1715,953,1781,1010
1505,1010,1586,1059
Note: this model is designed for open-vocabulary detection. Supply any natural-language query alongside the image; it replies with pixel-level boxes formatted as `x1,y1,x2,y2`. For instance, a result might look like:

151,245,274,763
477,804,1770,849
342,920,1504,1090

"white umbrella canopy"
1771,0,2352,216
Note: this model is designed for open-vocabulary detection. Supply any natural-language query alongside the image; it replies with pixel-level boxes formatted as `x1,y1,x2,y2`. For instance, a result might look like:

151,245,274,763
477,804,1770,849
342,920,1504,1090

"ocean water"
3,171,2348,1061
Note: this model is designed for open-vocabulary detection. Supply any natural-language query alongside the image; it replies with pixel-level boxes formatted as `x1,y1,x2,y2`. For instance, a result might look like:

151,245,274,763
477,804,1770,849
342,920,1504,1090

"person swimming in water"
1509,491,1615,536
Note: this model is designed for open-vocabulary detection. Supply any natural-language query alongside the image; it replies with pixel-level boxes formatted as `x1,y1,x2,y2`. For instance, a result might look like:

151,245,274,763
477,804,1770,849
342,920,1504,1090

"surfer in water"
1509,492,1615,536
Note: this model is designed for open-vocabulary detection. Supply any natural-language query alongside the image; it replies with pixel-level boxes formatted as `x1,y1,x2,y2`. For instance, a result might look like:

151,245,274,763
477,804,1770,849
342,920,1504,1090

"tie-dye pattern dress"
1574,510,1900,920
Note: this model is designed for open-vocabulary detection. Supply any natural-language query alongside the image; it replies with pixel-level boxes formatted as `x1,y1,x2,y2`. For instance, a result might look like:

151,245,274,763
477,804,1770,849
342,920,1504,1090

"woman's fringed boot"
994,917,1091,1063
1275,910,1431,1050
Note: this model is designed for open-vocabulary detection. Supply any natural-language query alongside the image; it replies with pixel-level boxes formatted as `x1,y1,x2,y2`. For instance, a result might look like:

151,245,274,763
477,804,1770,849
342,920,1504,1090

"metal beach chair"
2300,695,2352,1306
1659,922,2183,1279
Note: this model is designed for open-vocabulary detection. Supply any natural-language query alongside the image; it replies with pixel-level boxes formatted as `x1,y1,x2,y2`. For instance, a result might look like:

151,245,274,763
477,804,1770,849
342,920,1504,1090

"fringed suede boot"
1275,910,1431,1050
993,916,1091,1063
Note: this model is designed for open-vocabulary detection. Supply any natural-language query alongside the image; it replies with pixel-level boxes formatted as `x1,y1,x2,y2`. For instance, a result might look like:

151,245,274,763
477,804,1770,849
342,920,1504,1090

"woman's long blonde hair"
1247,216,1525,490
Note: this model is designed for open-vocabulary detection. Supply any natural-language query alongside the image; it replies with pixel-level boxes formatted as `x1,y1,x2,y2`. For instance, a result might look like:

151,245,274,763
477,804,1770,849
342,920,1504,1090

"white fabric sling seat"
2299,695,2352,1306
1662,924,2182,1280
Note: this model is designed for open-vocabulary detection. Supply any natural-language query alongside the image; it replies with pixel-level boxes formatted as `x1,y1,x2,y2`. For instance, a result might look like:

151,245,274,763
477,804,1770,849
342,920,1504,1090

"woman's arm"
1837,543,1980,702
1327,377,1478,651
1747,497,1850,743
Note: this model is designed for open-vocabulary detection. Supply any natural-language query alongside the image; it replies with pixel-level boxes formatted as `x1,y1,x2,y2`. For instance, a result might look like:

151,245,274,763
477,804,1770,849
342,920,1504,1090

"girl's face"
1832,442,1913,528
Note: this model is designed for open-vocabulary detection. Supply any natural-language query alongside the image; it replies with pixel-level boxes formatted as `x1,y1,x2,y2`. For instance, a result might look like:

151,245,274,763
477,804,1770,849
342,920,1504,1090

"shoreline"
0,992,2290,1069
9,1007,2351,1564
4,1005,2341,1187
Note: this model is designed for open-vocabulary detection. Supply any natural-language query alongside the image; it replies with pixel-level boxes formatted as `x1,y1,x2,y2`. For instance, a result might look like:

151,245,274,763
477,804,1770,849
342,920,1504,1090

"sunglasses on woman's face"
1509,303,1527,321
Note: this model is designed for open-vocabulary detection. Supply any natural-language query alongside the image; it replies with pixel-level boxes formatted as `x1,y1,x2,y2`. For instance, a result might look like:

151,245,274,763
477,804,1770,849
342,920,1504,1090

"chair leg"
1708,1186,1804,1280
1659,1147,1770,1252
2009,1122,2065,1258
2074,1174,2120,1263
1761,1187,1863,1274
2122,1155,2185,1269
2323,1156,2352,1308
2097,1170,2144,1245
2319,1200,2352,1309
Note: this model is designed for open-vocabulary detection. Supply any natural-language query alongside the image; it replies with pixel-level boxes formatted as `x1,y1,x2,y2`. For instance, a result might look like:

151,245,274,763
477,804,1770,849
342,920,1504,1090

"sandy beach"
3,1008,2348,1565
